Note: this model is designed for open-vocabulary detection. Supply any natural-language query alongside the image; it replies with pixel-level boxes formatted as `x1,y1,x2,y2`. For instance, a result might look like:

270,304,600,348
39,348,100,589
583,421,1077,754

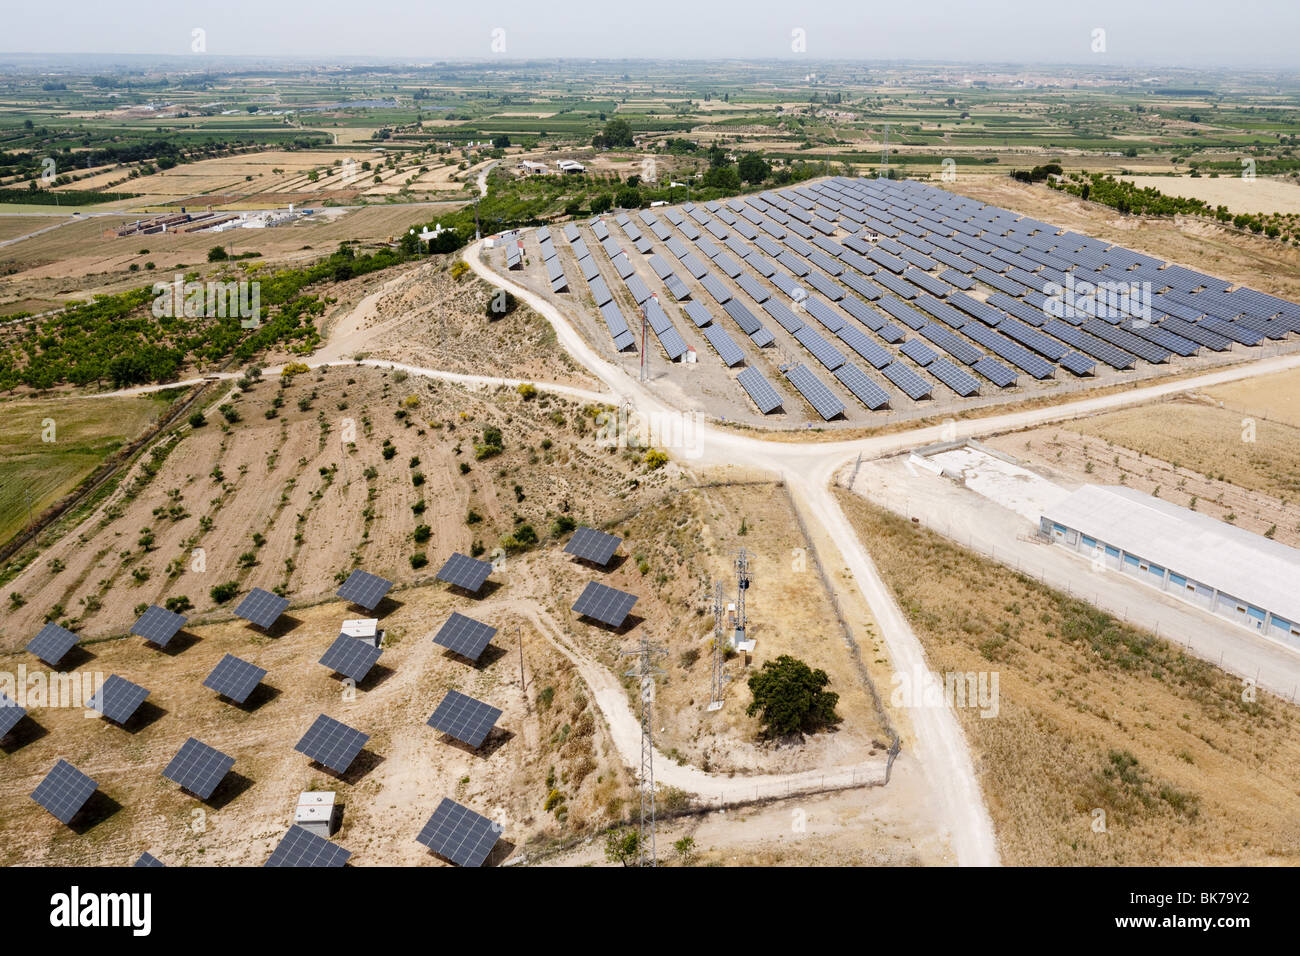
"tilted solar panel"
318,633,383,683
202,653,267,705
783,364,845,421
265,825,351,868
435,553,493,593
427,690,503,749
564,526,622,565
162,737,234,800
736,366,783,414
131,605,187,647
416,798,501,867
234,588,289,629
834,364,890,410
336,569,393,611
432,612,498,661
31,760,97,824
572,581,639,628
294,714,369,774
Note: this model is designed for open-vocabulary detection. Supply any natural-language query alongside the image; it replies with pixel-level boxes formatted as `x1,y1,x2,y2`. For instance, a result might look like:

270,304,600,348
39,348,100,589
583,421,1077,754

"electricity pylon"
622,637,666,866
708,580,729,711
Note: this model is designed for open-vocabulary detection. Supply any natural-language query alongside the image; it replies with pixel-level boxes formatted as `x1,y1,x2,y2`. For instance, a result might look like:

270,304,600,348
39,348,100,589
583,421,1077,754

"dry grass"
1063,397,1300,501
836,490,1300,865
1205,366,1300,429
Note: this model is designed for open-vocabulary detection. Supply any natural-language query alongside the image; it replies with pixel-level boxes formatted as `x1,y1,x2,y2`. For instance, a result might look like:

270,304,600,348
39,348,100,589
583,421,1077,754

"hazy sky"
6,0,1299,68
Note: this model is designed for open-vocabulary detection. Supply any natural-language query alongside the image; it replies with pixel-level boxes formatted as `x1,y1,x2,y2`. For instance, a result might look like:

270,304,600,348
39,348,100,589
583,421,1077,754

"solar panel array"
783,364,845,420
202,653,267,705
435,553,493,593
234,588,289,629
318,633,383,683
572,581,639,627
427,690,502,749
0,691,27,737
27,622,78,665
736,366,782,414
432,612,498,661
564,526,622,566
161,737,235,800
415,797,501,867
88,675,150,724
295,714,370,774
131,605,187,648
134,852,165,867
265,825,352,867
31,760,97,824
336,569,393,611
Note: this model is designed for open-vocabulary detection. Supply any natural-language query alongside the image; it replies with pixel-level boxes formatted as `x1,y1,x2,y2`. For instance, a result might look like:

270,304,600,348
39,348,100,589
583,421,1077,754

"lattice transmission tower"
622,637,666,866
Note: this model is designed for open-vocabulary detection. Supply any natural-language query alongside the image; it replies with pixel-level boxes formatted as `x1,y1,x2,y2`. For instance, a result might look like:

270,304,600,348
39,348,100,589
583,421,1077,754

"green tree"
207,245,228,262
491,134,511,149
737,152,771,184
590,193,613,215
600,118,634,149
615,185,642,209
605,827,642,866
746,655,840,738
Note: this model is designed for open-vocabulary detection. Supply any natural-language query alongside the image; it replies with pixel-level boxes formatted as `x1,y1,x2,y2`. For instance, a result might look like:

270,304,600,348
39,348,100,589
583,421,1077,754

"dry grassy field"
1061,397,1300,502
1203,365,1300,429
836,491,1300,866
1119,175,1300,216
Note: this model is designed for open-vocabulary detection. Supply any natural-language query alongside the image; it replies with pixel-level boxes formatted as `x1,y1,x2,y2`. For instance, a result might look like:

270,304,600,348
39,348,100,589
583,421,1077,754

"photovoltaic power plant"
202,653,267,705
432,612,497,662
415,797,501,867
264,825,352,867
435,553,493,594
564,526,622,566
427,690,503,749
130,605,187,648
161,737,235,800
31,760,97,825
572,581,639,628
87,675,150,724
0,691,27,737
27,622,78,666
336,569,393,611
736,366,783,414
234,588,290,629
318,633,383,683
134,852,165,867
295,714,370,774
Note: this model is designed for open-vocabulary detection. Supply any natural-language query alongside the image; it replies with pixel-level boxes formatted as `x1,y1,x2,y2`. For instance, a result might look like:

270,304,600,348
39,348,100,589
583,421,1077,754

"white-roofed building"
1040,484,1300,647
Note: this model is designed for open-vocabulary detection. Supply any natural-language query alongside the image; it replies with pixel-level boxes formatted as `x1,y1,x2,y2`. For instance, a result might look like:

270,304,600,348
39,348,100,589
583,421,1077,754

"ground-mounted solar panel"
134,852,165,867
565,526,622,565
31,760,98,825
1124,320,1198,357
435,553,493,594
432,612,498,662
929,357,981,396
427,690,503,749
1043,320,1136,370
295,714,369,774
1058,351,1098,376
1081,319,1171,363
763,299,803,333
202,653,267,705
703,323,746,367
833,364,890,410
319,633,383,683
683,300,712,328
877,296,927,330
87,674,150,725
655,325,688,361
130,605,187,648
663,274,690,301
572,581,639,628
736,367,783,414
723,298,762,335
749,326,775,348
162,737,235,800
0,691,27,737
700,273,732,304
960,322,1055,378
880,361,933,401
783,364,845,420
804,270,845,302
745,251,778,278
547,258,568,293
336,569,393,611
793,325,847,372
1155,315,1231,351
27,622,78,666
735,272,771,304
835,324,893,368
972,356,1018,388
625,274,653,304
803,297,845,333
919,323,983,365
265,825,351,867
578,255,600,282
416,798,501,867
234,588,289,630
899,338,938,366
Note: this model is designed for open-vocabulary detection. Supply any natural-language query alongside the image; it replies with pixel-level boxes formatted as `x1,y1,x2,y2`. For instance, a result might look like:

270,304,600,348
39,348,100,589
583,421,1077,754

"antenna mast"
623,637,666,866
708,581,728,711
734,548,751,643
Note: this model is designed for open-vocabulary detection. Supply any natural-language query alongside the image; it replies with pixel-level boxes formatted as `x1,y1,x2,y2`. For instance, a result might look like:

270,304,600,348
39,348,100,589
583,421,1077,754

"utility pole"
517,624,526,702
708,580,728,711
880,123,889,178
639,300,649,383
622,637,666,867
734,548,751,643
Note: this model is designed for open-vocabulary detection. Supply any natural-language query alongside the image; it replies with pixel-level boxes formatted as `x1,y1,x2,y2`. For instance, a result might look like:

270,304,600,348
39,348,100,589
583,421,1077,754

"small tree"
746,655,840,738
207,245,228,262
605,827,642,866
673,836,696,864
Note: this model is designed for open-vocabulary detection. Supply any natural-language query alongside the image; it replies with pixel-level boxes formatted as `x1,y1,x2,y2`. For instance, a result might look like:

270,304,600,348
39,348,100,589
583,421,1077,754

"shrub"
550,514,577,536
210,581,239,603
466,510,483,524
281,362,310,377
164,595,193,614
188,411,206,428
746,655,841,738
516,382,538,400
413,524,432,543
411,471,426,487
644,449,669,470
409,552,428,569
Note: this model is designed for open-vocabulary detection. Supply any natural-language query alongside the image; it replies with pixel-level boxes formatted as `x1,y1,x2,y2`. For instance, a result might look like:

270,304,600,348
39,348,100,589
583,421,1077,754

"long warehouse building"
1040,484,1300,647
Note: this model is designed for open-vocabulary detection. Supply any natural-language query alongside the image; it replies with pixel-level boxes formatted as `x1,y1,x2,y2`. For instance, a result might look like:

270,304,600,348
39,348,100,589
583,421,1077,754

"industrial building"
1040,484,1300,647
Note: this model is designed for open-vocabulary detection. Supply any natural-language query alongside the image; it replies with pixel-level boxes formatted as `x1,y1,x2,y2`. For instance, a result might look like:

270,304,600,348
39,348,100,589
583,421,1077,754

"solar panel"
27,622,78,665
1058,351,1097,376
319,633,383,683
683,301,713,327
131,605,187,648
0,691,27,737
134,852,165,867
201,654,266,705
899,338,938,366
836,324,893,368
435,553,493,593
265,825,351,867
87,674,150,724
783,364,845,420
162,737,235,800
295,714,369,774
572,581,639,628
703,323,745,367
416,798,501,867
793,325,847,371
564,526,622,566
881,361,934,400
929,357,981,397
972,356,1018,388
234,588,289,629
833,364,890,410
432,612,498,661
427,690,502,749
31,760,97,824
336,569,394,611
736,366,783,414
